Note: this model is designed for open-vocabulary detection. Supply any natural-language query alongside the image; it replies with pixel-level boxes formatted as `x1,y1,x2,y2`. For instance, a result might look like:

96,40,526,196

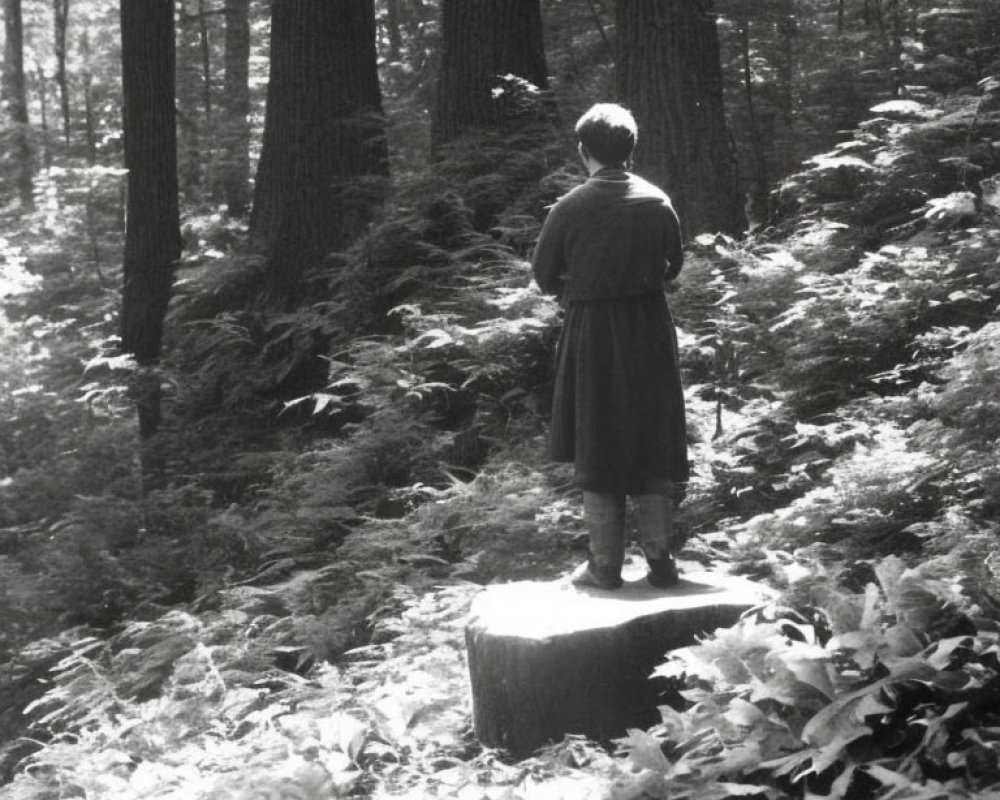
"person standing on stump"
532,103,689,590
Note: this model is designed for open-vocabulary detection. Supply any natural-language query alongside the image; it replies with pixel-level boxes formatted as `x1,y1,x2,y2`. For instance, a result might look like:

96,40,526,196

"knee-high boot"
636,481,679,587
571,492,626,589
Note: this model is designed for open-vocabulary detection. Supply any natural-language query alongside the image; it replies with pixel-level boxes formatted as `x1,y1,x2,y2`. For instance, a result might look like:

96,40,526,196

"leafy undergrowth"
611,548,1000,800
4,47,1000,800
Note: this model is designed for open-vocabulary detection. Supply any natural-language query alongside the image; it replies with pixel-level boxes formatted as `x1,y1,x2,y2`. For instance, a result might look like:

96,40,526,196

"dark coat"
532,169,688,494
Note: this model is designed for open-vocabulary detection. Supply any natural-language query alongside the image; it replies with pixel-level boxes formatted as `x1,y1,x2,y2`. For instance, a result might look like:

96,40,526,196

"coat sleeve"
662,202,684,282
532,202,568,298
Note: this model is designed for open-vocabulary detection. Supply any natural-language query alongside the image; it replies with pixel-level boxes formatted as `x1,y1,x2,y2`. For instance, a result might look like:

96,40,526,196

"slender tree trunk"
221,0,251,216
37,66,52,169
741,0,768,224
432,0,550,150
775,0,796,124
80,30,97,166
120,0,180,372
3,0,33,210
82,30,103,273
586,0,616,66
249,0,388,302
386,0,403,61
177,0,203,196
617,0,744,238
887,0,904,63
198,0,212,125
80,27,102,271
53,0,71,142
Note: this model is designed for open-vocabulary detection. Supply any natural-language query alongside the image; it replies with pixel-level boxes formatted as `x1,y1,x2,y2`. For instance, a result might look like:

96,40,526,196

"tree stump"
465,565,772,757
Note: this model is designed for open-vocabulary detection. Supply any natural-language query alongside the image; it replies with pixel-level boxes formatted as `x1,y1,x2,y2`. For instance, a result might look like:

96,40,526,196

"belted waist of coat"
563,288,668,306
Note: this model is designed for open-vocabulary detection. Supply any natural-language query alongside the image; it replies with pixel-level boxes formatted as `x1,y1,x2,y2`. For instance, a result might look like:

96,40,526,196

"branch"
586,0,615,67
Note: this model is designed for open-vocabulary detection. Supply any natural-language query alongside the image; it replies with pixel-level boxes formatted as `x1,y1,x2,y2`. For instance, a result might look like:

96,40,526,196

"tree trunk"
466,569,769,757
37,67,52,169
3,0,33,210
53,0,71,143
385,0,403,61
81,30,98,166
120,0,180,373
741,0,768,225
617,0,744,239
431,0,550,150
249,0,388,303
177,0,203,196
198,0,213,125
586,0,616,65
774,0,796,124
221,0,251,217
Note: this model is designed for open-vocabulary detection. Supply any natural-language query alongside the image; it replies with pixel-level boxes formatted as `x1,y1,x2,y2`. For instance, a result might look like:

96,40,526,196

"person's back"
532,103,688,590
534,170,682,303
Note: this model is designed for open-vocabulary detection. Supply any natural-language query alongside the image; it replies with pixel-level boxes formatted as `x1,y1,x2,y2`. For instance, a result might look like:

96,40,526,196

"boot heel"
646,557,679,588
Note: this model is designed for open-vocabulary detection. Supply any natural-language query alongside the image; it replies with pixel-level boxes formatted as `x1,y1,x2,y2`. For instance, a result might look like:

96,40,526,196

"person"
532,103,688,590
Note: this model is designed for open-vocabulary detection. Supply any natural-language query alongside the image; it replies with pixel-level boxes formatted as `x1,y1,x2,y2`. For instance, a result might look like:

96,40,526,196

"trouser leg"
583,491,626,572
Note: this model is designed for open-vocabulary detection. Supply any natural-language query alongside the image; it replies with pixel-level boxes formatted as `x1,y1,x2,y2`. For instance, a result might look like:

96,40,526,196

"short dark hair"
575,103,637,166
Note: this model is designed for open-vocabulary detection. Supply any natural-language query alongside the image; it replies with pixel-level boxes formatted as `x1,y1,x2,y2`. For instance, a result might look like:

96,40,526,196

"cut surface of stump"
465,564,772,757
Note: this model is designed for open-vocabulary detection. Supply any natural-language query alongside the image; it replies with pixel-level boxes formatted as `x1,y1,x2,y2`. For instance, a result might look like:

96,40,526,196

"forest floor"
4,78,1000,800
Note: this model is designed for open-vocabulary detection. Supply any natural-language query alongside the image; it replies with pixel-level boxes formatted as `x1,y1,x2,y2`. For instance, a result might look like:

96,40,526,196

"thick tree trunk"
432,0,549,150
120,0,180,371
249,0,388,302
53,0,71,143
3,0,33,209
466,569,769,757
221,0,251,217
617,0,744,239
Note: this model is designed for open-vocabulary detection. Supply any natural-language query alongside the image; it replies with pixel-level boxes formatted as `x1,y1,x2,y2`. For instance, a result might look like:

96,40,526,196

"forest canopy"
1,0,1000,798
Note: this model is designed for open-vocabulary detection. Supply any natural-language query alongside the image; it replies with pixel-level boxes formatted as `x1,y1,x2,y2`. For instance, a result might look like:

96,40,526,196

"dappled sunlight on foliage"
606,547,1000,799
4,2,1000,797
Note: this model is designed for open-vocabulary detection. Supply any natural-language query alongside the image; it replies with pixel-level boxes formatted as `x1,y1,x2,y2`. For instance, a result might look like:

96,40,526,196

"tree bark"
80,30,97,166
53,0,71,143
385,0,403,61
3,0,33,209
249,0,388,302
120,0,181,371
617,0,744,239
741,0,768,224
586,0,616,66
221,0,251,217
432,0,549,150
198,0,213,125
177,0,204,196
774,0,796,124
36,67,52,169
466,570,768,757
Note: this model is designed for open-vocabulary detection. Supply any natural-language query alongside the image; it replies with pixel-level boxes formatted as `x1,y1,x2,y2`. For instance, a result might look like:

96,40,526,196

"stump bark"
465,566,772,757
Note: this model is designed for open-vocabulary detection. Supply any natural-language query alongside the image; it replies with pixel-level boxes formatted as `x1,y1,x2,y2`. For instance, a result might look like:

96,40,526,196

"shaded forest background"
0,0,1000,798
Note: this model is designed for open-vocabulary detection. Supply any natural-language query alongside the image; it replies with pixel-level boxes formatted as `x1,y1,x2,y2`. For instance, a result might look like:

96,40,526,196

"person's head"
574,103,637,169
